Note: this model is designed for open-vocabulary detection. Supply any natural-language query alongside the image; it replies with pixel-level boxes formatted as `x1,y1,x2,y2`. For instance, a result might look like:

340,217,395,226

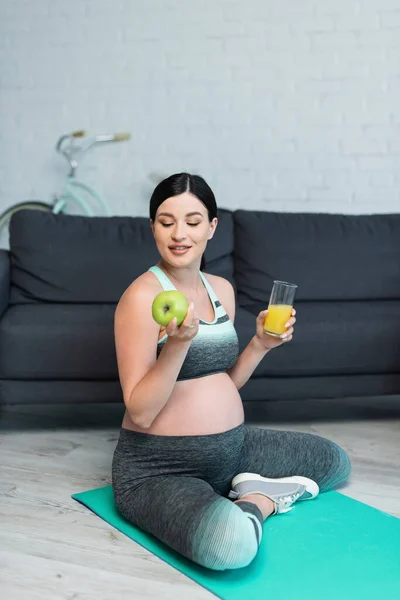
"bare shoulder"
202,273,235,320
116,271,160,311
203,273,234,295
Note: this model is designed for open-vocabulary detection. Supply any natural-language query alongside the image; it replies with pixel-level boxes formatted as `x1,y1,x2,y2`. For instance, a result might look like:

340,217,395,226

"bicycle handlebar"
89,133,131,144
56,130,131,176
70,130,130,142
114,133,131,141
72,130,86,138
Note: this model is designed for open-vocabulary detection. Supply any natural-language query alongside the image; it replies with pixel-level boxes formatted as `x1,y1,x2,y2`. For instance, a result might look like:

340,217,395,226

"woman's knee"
192,500,259,571
320,440,352,492
334,442,352,484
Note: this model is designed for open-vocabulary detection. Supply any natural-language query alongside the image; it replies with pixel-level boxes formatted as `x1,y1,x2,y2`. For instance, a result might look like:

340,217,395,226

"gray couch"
1,208,400,406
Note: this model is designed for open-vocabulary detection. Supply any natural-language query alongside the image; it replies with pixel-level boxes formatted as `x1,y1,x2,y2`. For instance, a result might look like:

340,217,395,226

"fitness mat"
72,486,400,599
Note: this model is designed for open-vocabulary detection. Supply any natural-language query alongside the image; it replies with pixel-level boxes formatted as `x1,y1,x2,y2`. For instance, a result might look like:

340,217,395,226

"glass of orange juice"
263,280,297,337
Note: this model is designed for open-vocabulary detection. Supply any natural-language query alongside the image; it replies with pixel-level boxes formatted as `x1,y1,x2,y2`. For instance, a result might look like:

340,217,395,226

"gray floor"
1,397,400,599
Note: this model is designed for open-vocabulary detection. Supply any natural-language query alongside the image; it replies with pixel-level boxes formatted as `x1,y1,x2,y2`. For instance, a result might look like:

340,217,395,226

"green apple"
152,290,189,327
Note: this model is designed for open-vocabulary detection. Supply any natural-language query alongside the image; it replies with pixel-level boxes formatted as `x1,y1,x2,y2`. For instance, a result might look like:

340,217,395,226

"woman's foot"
228,473,319,515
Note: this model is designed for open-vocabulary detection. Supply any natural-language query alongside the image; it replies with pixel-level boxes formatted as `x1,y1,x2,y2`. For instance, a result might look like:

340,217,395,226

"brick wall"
0,0,399,226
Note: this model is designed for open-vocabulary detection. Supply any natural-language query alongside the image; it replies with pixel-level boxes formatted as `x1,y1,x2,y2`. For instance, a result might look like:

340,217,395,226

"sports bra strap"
199,271,219,304
148,266,176,291
149,265,219,303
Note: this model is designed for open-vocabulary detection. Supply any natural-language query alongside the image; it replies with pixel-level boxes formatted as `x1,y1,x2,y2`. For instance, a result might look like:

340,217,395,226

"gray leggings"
112,423,351,571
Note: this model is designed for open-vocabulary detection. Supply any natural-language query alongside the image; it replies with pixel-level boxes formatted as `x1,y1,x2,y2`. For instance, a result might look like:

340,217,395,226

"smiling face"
150,192,218,267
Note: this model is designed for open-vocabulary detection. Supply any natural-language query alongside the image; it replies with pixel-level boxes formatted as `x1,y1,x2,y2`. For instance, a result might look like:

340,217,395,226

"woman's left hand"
254,308,296,351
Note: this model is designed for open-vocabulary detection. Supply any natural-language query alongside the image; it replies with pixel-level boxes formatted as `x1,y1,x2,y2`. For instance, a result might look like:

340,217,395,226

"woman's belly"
122,372,244,436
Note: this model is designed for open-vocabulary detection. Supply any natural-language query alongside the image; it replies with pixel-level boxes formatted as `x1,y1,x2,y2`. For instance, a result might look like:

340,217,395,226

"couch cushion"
0,249,10,319
0,304,118,379
235,301,400,377
3,300,400,381
9,208,234,304
233,211,400,306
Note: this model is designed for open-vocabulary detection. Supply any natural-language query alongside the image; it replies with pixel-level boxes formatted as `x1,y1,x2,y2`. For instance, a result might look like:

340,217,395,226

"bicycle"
0,129,131,238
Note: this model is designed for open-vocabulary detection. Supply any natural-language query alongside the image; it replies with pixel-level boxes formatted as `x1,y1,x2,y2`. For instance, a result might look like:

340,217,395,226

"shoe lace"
276,492,301,510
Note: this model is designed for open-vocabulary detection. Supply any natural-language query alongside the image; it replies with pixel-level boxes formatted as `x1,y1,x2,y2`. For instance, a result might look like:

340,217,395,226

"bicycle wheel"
0,201,54,238
65,178,110,216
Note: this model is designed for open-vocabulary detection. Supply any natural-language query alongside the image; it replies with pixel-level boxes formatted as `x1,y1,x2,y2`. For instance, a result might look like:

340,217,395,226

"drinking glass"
263,280,297,337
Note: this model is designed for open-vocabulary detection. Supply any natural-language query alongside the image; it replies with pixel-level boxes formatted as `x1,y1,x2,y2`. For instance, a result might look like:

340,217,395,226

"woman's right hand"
165,302,199,343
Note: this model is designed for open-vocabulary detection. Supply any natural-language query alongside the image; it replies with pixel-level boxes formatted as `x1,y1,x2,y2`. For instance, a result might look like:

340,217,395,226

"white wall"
1,0,399,223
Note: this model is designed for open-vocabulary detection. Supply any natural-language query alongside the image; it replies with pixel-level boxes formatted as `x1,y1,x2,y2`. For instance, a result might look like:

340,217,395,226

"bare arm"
114,282,199,429
227,336,270,390
127,336,192,428
211,276,294,390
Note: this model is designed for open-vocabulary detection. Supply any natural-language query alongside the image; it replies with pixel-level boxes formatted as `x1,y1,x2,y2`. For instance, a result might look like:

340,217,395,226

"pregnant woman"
112,172,351,570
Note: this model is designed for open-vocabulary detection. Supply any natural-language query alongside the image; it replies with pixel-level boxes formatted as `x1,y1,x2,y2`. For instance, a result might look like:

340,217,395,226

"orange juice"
263,304,292,336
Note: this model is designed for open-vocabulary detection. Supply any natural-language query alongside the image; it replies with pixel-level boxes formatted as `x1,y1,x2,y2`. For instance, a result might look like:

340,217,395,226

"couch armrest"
0,249,10,319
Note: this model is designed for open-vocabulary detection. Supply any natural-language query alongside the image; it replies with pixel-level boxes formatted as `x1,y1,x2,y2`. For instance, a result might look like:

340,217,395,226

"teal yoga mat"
72,486,400,599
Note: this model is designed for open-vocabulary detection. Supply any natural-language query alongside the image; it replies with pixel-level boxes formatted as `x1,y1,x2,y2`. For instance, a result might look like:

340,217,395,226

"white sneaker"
228,472,319,515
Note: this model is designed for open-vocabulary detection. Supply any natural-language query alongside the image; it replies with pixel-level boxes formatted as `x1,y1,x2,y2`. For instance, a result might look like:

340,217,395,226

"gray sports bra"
149,266,239,381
